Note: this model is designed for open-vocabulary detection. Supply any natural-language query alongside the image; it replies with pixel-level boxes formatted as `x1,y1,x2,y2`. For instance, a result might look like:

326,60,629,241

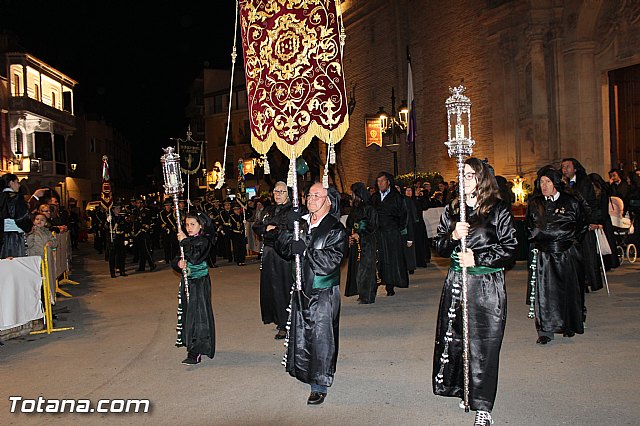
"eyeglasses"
305,194,326,201
273,190,287,194
463,172,476,181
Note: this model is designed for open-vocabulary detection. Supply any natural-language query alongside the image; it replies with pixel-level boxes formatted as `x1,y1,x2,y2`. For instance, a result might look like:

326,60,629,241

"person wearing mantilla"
173,210,216,365
526,166,587,345
432,158,517,426
345,182,379,304
274,183,348,405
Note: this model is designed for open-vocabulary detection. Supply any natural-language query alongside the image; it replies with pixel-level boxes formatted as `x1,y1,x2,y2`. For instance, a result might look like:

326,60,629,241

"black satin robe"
526,193,587,336
372,190,409,288
275,213,348,387
172,235,216,358
345,204,378,303
252,202,293,328
433,200,517,412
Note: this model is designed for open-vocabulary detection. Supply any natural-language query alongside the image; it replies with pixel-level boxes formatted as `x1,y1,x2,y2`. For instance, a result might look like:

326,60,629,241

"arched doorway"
609,65,640,172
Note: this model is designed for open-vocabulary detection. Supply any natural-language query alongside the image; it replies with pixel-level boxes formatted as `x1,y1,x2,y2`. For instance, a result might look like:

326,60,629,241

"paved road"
1,244,639,425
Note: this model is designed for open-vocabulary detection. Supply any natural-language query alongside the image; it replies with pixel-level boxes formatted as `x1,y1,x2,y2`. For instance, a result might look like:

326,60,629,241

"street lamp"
376,87,408,177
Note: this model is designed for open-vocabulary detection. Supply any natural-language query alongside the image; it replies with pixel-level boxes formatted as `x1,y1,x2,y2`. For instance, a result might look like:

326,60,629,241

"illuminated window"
13,74,21,96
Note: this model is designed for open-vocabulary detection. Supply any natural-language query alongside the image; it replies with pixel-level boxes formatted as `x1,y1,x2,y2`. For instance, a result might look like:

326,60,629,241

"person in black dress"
432,158,517,426
345,182,378,304
173,211,216,365
252,181,293,339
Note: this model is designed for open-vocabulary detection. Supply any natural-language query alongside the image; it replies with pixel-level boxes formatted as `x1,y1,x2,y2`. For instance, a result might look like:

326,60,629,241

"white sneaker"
459,399,466,409
474,410,494,425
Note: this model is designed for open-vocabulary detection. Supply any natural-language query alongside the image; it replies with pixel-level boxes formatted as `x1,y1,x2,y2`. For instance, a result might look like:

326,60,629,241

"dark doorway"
609,64,640,172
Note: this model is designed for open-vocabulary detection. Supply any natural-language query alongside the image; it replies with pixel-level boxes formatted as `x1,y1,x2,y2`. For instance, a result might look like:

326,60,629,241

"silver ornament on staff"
161,146,190,303
281,155,303,367
443,85,475,412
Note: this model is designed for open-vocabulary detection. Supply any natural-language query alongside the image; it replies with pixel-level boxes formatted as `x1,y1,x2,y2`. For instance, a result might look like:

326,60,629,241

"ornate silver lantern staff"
443,85,475,412
161,146,189,302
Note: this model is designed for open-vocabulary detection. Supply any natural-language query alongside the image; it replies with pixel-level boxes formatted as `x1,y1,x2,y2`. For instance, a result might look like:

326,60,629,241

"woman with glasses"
432,158,517,426
252,181,294,339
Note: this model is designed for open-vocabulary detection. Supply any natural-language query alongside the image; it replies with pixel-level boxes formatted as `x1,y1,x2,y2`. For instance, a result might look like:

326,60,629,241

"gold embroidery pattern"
239,0,349,159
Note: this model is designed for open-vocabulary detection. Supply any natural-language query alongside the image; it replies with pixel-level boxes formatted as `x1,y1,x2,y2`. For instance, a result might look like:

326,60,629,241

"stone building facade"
337,0,640,187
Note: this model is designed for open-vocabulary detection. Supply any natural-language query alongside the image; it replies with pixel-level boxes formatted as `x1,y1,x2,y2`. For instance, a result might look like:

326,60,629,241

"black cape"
432,200,517,412
0,190,32,258
372,189,408,288
526,193,587,335
275,212,348,387
345,204,378,303
252,201,293,328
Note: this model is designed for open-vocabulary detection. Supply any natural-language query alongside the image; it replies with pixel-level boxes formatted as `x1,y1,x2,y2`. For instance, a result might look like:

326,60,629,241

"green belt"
449,251,502,275
313,269,340,289
187,261,209,279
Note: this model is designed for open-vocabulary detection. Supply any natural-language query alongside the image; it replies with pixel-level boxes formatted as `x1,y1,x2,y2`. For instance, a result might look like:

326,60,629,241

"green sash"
313,269,340,289
450,251,502,275
187,261,209,279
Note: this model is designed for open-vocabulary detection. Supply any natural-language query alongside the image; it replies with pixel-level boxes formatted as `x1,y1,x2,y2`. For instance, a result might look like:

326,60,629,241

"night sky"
0,1,237,182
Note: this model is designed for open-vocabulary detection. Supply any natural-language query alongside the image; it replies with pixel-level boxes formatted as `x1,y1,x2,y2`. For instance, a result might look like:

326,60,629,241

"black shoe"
181,353,201,365
387,290,395,296
110,271,117,278
307,392,326,405
536,336,551,345
409,270,415,275
149,264,157,272
120,272,128,277
275,330,287,340
563,331,575,338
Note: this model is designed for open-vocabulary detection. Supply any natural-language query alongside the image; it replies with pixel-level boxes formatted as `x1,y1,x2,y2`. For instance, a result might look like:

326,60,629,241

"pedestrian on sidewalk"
432,158,517,426
174,211,216,365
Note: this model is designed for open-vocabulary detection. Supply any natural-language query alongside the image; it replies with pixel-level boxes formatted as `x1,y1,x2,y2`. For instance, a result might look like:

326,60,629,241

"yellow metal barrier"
30,247,74,335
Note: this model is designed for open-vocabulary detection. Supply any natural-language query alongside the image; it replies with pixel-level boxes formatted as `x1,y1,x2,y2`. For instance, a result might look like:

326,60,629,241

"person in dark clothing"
107,204,129,278
527,166,587,344
345,182,379,304
609,168,630,210
0,173,33,258
131,197,156,272
252,181,293,339
219,200,234,262
371,172,408,296
159,199,179,264
274,183,348,405
173,211,216,365
561,158,601,322
590,173,620,270
401,186,417,274
433,158,517,426
230,203,246,266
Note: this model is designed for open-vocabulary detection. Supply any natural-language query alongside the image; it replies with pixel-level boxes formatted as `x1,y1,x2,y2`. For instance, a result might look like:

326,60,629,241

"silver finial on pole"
439,85,475,413
161,146,190,303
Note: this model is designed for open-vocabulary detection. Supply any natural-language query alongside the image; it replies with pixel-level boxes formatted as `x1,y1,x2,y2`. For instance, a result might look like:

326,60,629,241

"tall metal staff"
161,147,189,303
442,85,475,412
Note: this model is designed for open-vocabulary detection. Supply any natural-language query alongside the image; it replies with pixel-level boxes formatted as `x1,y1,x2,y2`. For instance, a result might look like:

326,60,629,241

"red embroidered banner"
239,0,349,159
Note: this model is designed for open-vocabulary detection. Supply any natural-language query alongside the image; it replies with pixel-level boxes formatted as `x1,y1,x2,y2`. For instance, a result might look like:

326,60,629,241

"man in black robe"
253,181,293,339
275,183,347,405
372,172,408,295
561,158,601,322
527,166,587,343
